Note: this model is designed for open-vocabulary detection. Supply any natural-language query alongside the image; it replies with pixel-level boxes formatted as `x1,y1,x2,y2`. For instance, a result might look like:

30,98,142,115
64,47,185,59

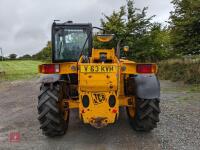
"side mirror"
123,46,129,52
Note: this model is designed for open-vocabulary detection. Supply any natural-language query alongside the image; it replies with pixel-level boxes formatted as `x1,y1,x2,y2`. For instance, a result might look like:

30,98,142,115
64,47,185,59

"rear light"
136,64,157,73
39,64,60,74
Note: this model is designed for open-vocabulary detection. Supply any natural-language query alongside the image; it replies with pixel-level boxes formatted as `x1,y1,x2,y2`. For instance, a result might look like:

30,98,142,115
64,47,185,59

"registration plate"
80,65,116,73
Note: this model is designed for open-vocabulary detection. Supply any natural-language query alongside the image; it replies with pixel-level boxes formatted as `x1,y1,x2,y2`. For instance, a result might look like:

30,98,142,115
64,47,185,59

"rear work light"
136,64,157,74
39,64,60,74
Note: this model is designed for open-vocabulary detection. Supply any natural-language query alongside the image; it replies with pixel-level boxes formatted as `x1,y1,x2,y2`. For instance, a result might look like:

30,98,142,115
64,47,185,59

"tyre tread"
37,82,69,137
127,98,160,132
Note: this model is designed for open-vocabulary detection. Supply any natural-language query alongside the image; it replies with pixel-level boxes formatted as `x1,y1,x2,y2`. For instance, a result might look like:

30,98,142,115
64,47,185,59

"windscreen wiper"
79,27,106,58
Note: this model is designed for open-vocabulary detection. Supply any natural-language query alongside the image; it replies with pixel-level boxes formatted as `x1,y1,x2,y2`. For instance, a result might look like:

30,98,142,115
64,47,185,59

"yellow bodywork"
78,61,119,127
39,48,157,128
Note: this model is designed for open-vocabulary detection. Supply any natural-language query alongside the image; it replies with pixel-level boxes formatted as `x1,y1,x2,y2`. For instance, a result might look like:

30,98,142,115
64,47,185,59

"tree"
139,23,172,61
169,0,200,55
97,0,170,61
0,56,6,60
20,54,31,59
125,0,155,61
32,41,52,60
9,54,17,59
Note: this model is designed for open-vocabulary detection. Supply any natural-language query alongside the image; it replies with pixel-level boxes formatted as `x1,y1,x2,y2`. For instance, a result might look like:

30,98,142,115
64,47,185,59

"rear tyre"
127,98,160,131
37,82,69,137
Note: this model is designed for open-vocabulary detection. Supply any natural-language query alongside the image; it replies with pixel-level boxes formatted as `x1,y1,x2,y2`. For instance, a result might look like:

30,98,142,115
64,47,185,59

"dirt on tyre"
37,82,69,137
127,98,160,131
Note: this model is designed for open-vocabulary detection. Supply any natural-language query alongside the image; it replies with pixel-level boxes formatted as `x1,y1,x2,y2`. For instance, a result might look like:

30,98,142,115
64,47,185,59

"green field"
0,60,43,81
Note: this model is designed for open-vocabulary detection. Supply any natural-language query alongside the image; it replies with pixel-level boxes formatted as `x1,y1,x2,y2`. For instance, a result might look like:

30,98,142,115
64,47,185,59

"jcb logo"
93,93,106,105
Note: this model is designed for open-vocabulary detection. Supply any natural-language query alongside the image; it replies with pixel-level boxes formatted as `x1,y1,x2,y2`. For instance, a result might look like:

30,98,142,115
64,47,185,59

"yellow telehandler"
38,21,160,137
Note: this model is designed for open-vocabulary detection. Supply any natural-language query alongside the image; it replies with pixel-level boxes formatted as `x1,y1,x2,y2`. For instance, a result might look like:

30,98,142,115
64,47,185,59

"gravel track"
0,80,199,150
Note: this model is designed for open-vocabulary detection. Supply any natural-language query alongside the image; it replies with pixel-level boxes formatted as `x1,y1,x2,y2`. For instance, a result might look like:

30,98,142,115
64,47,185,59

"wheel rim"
127,98,136,118
59,100,69,121
63,110,69,121
128,106,135,118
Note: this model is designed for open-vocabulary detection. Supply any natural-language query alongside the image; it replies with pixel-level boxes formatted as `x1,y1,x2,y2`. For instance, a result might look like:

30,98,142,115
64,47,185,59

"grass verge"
158,58,200,84
0,60,43,81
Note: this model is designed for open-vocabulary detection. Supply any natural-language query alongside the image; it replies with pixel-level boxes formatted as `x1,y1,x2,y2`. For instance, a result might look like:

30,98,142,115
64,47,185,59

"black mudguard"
39,74,61,83
131,74,160,99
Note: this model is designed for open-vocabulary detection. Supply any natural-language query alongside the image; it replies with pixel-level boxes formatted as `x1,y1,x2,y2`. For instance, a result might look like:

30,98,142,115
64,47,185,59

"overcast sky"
0,0,173,56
